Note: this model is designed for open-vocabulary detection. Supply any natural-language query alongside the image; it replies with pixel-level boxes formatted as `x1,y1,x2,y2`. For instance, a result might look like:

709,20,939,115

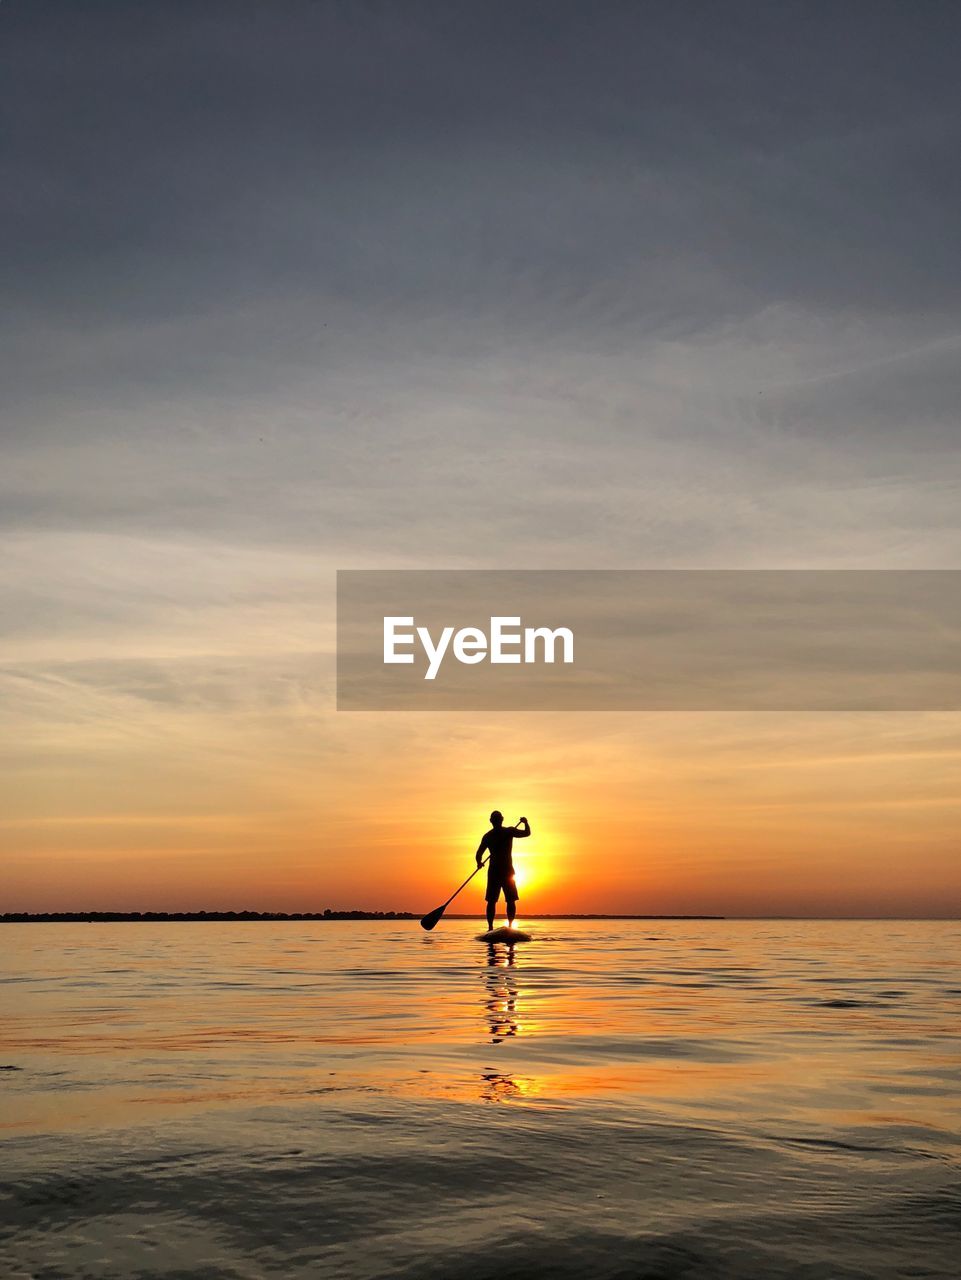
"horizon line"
3,911,960,923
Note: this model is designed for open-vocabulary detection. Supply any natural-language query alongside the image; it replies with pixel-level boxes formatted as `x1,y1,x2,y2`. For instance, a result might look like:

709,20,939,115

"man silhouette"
476,811,531,930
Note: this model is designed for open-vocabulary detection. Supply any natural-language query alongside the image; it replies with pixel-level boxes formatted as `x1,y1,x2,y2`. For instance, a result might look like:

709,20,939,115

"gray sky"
4,1,961,571
2,3,960,911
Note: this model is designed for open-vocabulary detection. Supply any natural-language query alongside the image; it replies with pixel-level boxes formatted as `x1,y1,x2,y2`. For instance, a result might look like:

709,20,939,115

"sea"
1,919,959,1279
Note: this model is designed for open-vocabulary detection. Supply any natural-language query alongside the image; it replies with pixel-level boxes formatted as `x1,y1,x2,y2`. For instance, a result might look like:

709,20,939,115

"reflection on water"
2,919,961,1279
483,941,520,1043
479,1069,526,1103
480,941,524,1102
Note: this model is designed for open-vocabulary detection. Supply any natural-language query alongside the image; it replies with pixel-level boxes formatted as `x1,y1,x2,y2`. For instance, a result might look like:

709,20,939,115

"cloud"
2,3,960,909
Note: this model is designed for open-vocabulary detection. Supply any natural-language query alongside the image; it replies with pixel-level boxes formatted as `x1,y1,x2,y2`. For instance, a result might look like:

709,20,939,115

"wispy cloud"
2,3,959,910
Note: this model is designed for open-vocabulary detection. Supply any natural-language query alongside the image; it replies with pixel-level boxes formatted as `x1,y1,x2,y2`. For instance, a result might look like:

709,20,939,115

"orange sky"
4,4,961,924
4,687,959,916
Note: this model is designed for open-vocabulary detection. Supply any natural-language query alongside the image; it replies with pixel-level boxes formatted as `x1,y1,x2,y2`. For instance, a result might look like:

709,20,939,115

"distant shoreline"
1,911,725,923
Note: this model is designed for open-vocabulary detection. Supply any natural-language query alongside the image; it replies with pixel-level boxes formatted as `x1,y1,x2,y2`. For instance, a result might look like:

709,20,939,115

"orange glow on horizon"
3,710,960,917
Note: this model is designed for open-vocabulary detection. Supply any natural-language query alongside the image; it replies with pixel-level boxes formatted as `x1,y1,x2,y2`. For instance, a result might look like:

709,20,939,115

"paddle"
420,858,488,931
420,818,523,930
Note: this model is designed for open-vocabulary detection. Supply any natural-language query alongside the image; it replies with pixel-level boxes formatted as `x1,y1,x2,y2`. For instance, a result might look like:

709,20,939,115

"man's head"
489,810,504,827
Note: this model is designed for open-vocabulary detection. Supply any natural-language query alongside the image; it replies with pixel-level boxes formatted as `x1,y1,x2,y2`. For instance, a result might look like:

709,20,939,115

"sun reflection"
478,940,542,1103
483,942,521,1042
479,1070,537,1103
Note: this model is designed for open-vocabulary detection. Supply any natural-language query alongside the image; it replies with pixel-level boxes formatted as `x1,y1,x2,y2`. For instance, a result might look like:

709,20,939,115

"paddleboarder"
476,811,530,930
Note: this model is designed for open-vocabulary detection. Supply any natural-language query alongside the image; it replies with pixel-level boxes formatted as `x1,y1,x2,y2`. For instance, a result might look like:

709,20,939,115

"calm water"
1,919,960,1279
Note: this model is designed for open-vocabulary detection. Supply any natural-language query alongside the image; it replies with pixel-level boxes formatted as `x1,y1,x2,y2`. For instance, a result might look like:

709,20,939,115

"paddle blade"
420,904,445,931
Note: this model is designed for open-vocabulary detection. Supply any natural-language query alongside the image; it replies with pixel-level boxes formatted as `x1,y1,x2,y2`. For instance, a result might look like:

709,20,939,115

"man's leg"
507,901,516,925
486,898,495,930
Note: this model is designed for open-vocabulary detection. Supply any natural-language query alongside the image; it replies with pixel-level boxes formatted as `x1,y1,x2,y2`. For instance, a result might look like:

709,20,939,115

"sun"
514,849,549,900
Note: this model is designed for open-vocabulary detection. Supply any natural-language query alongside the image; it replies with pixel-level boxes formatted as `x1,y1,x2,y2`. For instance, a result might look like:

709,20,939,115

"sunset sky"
2,4,960,917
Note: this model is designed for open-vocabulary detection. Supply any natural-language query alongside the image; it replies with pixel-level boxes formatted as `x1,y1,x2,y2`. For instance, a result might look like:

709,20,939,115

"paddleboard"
477,926,532,943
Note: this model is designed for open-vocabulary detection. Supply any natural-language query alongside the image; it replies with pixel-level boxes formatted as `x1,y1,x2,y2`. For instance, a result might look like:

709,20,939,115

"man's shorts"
486,870,519,904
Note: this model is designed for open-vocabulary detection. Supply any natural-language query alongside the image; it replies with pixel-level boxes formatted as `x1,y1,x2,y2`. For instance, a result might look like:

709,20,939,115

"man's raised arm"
515,817,531,838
